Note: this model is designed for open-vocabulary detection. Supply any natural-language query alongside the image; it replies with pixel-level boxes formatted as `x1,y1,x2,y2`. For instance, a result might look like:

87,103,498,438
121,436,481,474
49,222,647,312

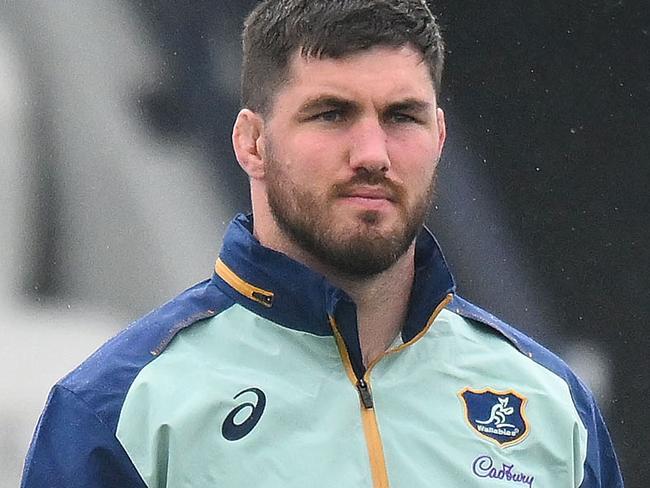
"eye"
314,110,344,122
389,112,418,123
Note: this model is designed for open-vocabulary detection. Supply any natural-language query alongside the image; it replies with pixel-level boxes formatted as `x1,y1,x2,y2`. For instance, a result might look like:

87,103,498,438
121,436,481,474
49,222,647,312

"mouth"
339,186,396,202
337,186,398,211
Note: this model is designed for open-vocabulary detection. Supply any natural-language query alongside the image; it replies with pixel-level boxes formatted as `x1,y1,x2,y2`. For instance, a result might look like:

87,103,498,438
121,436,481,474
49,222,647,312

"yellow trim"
330,319,358,385
330,318,390,488
359,403,389,488
215,258,274,308
457,387,530,448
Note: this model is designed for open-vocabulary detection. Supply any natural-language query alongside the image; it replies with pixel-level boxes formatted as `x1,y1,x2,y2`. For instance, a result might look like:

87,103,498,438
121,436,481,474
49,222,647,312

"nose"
347,117,391,174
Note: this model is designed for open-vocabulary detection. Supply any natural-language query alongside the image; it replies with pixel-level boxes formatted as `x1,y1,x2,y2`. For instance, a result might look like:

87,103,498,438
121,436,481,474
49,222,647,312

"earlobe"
232,109,266,179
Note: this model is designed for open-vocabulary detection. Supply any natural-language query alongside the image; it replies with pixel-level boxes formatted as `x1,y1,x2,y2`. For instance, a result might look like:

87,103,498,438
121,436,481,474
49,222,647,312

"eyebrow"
387,98,433,114
297,95,433,115
297,96,358,115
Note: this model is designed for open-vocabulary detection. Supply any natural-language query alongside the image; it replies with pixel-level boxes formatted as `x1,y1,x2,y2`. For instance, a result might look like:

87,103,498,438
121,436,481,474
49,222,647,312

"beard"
265,150,437,279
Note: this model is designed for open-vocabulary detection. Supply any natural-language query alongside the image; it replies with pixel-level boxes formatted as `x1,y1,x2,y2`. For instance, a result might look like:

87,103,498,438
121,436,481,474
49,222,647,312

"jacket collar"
212,214,455,342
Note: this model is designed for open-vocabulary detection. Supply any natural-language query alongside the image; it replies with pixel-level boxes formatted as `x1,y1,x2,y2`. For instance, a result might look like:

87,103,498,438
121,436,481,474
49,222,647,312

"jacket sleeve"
579,391,624,488
21,384,148,488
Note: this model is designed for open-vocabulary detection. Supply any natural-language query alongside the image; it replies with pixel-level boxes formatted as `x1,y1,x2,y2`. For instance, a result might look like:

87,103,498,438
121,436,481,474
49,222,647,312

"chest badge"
459,387,529,448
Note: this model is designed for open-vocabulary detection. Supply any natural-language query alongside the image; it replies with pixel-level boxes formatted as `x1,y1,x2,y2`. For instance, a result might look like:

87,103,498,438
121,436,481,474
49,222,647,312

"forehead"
270,45,437,113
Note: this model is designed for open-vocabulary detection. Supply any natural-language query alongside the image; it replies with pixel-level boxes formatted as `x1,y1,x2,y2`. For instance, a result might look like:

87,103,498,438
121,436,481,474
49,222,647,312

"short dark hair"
241,0,445,115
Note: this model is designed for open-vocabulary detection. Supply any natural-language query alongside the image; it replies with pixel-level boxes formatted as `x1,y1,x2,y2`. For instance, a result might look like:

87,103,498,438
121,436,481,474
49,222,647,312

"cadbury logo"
472,455,534,487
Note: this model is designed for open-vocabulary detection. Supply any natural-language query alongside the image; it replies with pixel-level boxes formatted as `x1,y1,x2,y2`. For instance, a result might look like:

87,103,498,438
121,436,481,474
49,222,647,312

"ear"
435,107,447,157
232,109,266,180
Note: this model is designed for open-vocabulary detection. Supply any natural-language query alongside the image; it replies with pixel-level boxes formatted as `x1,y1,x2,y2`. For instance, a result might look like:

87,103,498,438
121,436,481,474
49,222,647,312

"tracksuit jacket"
22,213,623,487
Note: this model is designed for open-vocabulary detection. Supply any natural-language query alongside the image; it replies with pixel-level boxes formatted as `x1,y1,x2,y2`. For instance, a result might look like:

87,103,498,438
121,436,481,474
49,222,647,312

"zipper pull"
357,378,374,409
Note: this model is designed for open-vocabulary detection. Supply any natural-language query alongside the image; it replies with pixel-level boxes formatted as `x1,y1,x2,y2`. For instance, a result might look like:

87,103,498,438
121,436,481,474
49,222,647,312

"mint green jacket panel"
372,308,587,487
116,304,373,488
117,304,590,488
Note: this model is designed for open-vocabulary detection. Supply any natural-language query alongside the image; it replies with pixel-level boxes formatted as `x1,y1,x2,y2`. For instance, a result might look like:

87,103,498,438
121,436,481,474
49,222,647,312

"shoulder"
21,280,236,486
443,294,623,488
445,294,591,404
58,279,235,433
435,295,591,424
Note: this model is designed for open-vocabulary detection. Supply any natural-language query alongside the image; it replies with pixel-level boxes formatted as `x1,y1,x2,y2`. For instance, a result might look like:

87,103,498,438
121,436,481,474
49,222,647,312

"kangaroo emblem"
476,396,516,428
459,388,529,447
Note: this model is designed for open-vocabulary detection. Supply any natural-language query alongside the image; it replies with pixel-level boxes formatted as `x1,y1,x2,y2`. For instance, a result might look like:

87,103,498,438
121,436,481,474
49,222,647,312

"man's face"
261,45,446,278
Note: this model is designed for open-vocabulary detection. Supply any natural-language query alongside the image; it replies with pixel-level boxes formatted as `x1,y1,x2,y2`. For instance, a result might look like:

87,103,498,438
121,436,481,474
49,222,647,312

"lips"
339,186,396,202
335,185,399,213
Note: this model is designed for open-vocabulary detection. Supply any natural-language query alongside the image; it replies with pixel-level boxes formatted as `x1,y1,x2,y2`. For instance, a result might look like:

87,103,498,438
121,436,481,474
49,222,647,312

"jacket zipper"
331,321,389,488
329,293,453,488
357,378,374,409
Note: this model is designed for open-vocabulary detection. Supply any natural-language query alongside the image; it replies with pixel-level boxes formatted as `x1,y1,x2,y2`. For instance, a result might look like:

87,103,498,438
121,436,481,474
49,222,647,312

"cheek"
389,136,439,182
290,134,342,175
271,146,330,197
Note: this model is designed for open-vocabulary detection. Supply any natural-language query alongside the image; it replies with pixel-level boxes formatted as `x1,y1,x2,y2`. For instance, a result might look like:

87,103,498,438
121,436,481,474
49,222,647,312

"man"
22,1,623,486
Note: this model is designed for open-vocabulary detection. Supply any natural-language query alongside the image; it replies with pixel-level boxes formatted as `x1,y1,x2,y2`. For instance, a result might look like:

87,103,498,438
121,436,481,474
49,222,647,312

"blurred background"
0,0,647,486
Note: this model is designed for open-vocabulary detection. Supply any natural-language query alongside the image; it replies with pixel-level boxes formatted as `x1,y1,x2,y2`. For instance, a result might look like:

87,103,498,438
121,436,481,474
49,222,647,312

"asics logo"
221,387,267,441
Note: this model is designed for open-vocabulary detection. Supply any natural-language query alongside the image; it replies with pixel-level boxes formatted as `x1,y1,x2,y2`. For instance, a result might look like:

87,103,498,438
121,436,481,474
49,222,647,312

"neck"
329,247,416,367
255,214,416,367
251,190,417,366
